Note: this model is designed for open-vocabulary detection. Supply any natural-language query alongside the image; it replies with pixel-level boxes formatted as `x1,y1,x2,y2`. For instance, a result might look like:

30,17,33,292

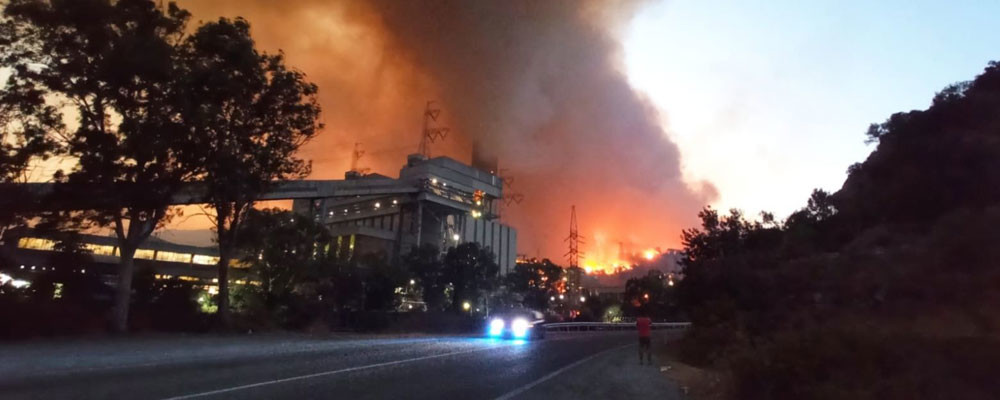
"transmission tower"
564,205,584,268
418,101,449,158
496,169,524,222
349,142,370,175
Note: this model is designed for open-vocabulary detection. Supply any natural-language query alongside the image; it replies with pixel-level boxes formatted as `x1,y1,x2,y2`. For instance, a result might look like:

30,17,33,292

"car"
486,309,546,340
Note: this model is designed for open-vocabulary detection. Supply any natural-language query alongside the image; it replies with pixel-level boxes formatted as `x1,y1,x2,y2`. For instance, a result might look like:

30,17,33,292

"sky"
624,0,1000,216
4,0,1000,267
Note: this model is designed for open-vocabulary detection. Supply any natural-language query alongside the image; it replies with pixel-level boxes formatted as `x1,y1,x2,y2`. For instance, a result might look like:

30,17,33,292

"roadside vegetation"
674,62,1000,399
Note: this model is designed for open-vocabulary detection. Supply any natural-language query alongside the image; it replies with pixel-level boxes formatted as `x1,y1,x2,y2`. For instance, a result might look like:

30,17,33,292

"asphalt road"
0,332,681,400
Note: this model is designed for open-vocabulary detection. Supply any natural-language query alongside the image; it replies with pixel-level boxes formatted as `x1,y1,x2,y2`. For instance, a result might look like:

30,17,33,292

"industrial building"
0,153,517,291
290,153,518,274
0,229,249,290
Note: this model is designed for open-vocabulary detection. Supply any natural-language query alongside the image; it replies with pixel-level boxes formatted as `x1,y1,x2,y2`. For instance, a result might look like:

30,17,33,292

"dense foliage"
178,16,320,327
2,0,200,332
504,258,563,311
0,0,320,331
677,62,1000,399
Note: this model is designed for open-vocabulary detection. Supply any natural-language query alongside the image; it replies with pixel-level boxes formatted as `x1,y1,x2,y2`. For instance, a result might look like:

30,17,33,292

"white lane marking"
161,344,502,400
493,343,634,400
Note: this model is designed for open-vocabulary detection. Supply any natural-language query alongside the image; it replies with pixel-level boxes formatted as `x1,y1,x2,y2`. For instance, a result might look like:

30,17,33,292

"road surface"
0,332,681,399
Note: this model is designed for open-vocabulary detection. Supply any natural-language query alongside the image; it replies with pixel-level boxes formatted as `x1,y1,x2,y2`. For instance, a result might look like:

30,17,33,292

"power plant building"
289,154,518,274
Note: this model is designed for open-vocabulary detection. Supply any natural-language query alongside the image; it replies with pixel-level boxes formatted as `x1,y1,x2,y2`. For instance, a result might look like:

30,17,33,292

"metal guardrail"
542,322,691,332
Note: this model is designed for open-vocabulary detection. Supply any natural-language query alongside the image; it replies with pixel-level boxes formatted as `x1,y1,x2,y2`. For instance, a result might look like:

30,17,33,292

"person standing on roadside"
636,310,653,365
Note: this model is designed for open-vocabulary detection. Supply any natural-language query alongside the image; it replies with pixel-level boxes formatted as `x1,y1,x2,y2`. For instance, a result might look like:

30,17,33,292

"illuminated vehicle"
486,309,546,340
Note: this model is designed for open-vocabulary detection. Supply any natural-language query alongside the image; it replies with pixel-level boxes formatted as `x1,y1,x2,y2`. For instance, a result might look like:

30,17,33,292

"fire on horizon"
159,0,716,274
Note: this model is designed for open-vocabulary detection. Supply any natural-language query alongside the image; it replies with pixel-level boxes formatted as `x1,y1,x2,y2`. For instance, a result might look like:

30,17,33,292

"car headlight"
511,318,530,338
489,318,505,336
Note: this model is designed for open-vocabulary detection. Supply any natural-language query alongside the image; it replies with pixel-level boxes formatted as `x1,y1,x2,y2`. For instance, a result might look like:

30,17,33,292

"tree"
235,208,331,317
404,244,446,310
838,61,1000,228
442,243,499,313
3,0,198,332
505,258,562,311
356,252,407,311
0,5,63,237
622,270,675,320
177,18,321,326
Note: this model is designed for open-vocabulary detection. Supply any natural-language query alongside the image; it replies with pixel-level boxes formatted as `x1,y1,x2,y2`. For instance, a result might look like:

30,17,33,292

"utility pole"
565,205,584,268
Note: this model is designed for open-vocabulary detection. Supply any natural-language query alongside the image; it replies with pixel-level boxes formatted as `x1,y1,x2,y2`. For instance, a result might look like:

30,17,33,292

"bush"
729,325,1000,400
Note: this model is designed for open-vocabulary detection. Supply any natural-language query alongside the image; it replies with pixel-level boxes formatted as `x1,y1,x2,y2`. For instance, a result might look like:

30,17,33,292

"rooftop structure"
292,154,518,274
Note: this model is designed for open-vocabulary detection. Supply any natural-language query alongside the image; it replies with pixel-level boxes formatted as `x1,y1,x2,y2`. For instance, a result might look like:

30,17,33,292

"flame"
581,258,633,275
169,1,717,263
580,243,666,274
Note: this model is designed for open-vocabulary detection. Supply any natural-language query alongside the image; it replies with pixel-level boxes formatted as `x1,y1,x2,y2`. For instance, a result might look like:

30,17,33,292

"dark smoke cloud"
178,0,716,266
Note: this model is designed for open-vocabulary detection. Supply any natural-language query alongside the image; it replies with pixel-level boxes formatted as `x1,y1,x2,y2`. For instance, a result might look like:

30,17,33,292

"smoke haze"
178,0,716,269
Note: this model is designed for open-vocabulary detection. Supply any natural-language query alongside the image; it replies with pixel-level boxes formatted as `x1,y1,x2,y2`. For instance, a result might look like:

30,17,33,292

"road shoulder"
512,339,682,400
655,337,730,400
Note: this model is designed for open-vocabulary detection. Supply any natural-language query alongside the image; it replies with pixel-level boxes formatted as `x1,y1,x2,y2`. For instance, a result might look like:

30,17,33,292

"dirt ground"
654,337,730,400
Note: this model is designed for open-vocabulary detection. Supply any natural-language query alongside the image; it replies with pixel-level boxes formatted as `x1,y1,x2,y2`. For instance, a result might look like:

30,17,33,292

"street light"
558,294,564,300
453,233,461,241
580,296,586,302
462,301,471,311
410,279,416,285
550,296,555,301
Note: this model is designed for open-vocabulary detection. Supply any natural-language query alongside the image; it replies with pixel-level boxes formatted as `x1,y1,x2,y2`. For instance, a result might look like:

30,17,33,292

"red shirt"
636,317,652,337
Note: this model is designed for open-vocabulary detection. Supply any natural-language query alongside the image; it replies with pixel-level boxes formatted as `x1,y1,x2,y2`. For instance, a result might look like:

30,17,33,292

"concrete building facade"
291,154,518,274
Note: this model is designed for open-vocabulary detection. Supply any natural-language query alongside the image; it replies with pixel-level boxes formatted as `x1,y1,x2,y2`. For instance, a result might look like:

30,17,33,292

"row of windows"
323,199,401,218
330,214,404,232
153,274,257,286
17,237,221,266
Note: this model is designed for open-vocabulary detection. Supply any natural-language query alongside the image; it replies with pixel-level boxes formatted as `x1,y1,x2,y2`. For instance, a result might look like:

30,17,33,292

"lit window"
156,251,192,263
192,255,220,266
18,237,56,251
134,249,156,260
84,243,117,257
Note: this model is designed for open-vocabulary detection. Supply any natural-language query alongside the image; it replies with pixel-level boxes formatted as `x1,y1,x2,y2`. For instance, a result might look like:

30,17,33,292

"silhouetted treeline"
676,62,1000,399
